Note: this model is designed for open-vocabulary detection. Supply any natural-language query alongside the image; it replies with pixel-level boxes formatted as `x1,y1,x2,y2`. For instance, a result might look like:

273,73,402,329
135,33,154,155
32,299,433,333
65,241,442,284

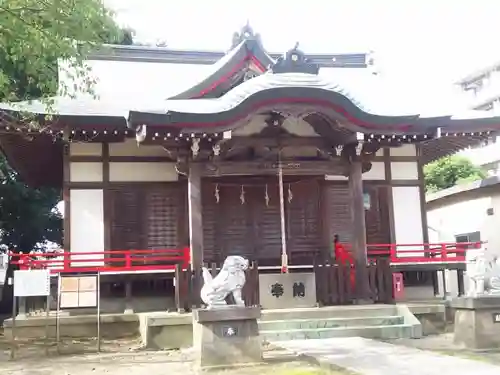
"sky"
104,0,500,86
100,0,500,114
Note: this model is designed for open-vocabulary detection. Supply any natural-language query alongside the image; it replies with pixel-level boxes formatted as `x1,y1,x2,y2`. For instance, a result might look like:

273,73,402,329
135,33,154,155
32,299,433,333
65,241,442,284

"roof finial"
272,43,319,75
230,22,263,50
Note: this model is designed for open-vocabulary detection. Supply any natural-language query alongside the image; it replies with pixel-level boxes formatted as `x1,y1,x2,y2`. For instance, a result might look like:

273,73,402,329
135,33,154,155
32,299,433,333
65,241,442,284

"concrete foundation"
2,313,139,340
405,302,447,335
139,313,192,350
193,307,262,369
2,303,445,349
451,296,500,349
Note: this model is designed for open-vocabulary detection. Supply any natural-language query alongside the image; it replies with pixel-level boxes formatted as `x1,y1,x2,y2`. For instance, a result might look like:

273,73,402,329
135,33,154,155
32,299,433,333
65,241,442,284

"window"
402,271,433,287
455,231,481,248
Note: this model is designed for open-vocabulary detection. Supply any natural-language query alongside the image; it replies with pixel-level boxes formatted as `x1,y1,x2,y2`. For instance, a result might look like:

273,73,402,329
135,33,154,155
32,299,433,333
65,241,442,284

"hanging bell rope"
278,151,288,273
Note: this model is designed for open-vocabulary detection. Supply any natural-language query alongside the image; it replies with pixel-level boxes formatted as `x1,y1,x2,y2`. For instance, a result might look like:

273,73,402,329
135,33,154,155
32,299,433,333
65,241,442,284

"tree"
0,158,62,251
0,0,131,312
424,155,487,193
0,0,130,102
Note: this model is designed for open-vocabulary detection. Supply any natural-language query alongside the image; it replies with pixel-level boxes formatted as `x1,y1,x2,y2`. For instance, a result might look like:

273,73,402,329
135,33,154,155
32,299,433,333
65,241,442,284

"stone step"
259,315,404,331
261,323,414,342
260,305,398,321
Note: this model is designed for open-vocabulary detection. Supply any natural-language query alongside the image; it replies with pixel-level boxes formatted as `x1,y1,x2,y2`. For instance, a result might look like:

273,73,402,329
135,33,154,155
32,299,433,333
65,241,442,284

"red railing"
7,242,479,274
9,247,190,274
364,242,480,263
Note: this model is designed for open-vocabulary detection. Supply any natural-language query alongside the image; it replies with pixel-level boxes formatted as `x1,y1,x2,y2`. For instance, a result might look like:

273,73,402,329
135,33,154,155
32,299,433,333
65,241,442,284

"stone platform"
2,303,445,349
451,295,500,349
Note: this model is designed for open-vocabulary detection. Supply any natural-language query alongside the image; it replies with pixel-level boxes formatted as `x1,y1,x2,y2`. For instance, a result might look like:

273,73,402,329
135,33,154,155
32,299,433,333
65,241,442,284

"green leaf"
424,155,487,193
0,0,133,106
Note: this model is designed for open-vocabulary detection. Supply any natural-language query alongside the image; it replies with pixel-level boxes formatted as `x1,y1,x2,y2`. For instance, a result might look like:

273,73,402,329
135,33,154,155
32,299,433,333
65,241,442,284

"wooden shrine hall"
0,25,498,308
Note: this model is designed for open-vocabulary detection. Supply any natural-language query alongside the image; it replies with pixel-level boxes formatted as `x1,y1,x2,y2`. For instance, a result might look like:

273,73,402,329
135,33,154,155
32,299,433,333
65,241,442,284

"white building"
426,176,500,298
457,62,500,174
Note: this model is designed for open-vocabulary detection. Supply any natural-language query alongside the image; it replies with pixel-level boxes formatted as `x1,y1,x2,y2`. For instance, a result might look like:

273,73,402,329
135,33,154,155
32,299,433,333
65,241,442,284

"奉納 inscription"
293,282,305,298
222,326,238,337
270,282,284,298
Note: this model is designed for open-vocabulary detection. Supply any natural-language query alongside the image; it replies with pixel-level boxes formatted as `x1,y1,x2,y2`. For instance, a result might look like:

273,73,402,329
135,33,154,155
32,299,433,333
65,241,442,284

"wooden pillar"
102,143,111,252
416,145,438,294
349,161,367,264
383,148,396,243
62,138,71,255
188,163,204,304
349,161,368,298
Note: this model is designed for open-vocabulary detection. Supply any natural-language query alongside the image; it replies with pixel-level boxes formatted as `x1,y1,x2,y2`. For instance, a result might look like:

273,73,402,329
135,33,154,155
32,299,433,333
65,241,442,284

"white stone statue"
466,247,500,297
200,255,249,309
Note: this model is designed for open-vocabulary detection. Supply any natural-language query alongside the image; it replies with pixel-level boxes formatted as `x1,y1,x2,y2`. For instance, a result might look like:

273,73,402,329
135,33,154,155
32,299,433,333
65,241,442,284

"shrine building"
0,25,496,310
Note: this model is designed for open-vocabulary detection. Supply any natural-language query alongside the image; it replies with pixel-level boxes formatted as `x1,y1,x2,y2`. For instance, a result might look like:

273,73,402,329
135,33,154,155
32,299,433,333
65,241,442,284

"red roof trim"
169,97,415,131
192,53,267,99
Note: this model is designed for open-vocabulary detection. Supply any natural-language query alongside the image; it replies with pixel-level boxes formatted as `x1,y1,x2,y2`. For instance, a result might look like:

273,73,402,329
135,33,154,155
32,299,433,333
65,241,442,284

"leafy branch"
0,0,126,130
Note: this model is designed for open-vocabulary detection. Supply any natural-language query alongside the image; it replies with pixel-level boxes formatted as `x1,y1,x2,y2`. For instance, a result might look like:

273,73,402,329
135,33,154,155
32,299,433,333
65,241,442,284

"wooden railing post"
377,258,394,304
441,244,447,260
63,251,70,270
174,264,182,312
125,251,132,269
389,244,396,262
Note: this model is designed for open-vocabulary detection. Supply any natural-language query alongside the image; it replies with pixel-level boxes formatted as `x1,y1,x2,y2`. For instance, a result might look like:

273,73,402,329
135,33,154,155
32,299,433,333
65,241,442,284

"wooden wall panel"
364,185,391,245
201,177,322,265
324,182,353,245
109,183,185,265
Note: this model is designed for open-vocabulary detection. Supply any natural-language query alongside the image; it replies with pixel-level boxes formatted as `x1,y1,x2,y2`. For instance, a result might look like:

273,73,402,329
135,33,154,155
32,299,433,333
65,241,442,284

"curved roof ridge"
168,38,274,100
163,72,394,117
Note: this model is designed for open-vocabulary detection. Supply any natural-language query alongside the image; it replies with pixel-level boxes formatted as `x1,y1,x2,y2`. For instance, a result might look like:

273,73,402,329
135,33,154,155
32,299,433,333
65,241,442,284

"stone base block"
259,272,316,309
139,314,193,350
3,314,139,340
193,306,262,369
451,296,500,349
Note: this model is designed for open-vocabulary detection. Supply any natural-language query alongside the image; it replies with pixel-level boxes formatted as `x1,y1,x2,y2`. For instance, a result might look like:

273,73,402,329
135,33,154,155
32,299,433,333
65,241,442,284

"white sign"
14,270,51,297
59,275,98,309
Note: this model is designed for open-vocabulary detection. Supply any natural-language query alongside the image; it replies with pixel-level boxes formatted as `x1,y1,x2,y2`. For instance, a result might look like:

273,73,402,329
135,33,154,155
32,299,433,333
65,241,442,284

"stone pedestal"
451,296,500,349
193,306,262,369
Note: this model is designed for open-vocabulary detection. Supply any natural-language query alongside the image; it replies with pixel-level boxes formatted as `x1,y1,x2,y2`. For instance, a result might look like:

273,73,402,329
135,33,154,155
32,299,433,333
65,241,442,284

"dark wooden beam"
224,136,333,149
416,146,429,245
201,160,348,177
63,140,70,254
348,161,368,298
102,143,111,252
416,145,437,295
188,163,203,307
349,161,367,263
384,148,396,243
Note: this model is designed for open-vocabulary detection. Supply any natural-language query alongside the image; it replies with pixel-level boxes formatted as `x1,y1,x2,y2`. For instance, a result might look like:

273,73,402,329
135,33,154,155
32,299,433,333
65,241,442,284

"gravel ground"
0,333,348,375
387,333,500,365
1,350,344,375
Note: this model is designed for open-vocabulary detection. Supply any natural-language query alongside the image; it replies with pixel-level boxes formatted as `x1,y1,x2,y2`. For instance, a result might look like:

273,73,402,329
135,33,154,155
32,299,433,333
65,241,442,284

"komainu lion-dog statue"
466,247,500,297
200,255,249,309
